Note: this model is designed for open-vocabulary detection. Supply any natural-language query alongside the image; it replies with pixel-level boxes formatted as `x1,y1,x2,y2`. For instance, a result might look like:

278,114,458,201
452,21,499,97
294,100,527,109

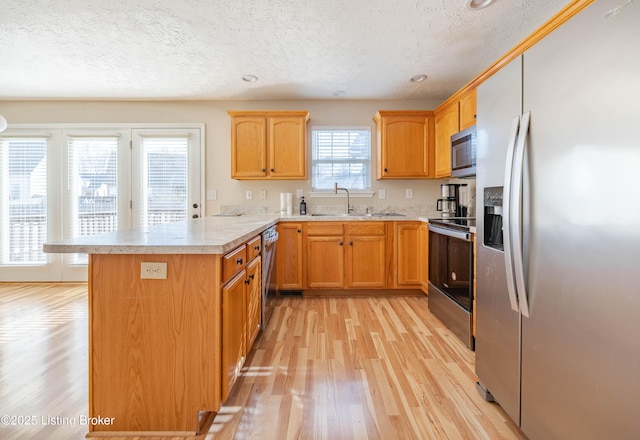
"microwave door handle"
503,115,521,313
512,111,531,318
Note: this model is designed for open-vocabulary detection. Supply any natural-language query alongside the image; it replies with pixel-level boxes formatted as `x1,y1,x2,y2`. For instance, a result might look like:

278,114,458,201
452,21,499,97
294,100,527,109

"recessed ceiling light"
466,0,497,10
242,75,258,82
333,90,346,97
410,74,428,83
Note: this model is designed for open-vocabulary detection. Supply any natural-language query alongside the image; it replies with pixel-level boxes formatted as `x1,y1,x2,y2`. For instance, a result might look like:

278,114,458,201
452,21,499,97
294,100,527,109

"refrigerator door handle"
512,111,531,318
503,115,521,313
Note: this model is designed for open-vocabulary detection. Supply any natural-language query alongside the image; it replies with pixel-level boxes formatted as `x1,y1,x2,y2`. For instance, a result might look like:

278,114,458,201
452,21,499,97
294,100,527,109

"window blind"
67,136,119,264
312,128,371,190
140,137,189,226
0,138,48,265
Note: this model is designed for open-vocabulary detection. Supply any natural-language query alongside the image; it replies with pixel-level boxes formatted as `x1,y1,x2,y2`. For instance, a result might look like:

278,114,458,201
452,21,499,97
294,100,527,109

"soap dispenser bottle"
299,196,307,215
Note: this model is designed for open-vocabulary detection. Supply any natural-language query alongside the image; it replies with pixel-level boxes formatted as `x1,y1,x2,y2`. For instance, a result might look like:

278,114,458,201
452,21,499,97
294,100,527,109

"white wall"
0,99,462,217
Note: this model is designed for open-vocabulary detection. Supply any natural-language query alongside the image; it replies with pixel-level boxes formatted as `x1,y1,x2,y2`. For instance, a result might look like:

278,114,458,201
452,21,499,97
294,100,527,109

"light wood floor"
0,284,525,440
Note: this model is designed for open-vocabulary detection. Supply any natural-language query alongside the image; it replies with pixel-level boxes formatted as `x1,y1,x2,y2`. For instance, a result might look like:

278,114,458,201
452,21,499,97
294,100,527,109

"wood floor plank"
0,284,525,440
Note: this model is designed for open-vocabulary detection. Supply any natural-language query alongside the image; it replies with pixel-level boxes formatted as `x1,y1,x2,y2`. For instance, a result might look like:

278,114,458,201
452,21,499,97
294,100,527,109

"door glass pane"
68,137,118,264
0,138,48,265
141,137,189,226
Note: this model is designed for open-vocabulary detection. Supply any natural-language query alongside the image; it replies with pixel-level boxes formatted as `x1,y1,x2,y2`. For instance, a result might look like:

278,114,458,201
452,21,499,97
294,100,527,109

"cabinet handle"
384,168,388,172
192,214,199,218
254,245,260,250
349,241,353,246
270,168,275,172
193,203,198,208
297,229,301,233
245,279,250,285
262,168,266,172
236,258,243,265
249,274,255,280
339,241,343,246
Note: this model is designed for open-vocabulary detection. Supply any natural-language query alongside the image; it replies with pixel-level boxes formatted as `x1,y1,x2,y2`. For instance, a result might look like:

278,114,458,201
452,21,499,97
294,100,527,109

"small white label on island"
140,262,168,279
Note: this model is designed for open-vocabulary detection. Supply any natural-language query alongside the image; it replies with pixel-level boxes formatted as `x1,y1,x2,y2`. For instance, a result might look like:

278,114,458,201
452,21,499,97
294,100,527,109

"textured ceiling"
0,0,572,101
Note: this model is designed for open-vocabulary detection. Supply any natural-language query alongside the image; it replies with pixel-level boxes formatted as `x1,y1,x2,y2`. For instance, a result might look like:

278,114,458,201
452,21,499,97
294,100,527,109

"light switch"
260,190,267,200
246,190,253,200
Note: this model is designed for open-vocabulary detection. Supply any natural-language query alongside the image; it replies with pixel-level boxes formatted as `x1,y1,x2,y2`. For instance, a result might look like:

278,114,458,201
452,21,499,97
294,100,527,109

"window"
311,127,371,191
0,137,48,265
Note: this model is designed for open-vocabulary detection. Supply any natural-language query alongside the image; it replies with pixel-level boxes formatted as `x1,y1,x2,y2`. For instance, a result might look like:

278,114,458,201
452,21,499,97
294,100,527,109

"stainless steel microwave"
450,126,476,177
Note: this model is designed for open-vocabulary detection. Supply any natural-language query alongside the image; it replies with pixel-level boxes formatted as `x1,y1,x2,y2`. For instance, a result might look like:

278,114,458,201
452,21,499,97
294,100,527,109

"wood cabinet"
306,222,388,289
276,222,304,290
434,88,477,178
306,223,345,288
221,269,246,402
373,110,435,179
418,222,430,293
221,236,262,403
245,256,262,350
229,111,309,180
459,89,477,130
345,222,387,288
395,222,421,288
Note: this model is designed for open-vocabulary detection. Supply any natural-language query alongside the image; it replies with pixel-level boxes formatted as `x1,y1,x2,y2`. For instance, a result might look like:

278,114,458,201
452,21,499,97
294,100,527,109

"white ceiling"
0,0,571,102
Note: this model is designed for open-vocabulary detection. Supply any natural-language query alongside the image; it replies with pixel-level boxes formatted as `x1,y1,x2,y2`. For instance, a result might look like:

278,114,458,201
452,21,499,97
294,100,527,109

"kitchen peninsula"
43,213,437,436
44,215,278,436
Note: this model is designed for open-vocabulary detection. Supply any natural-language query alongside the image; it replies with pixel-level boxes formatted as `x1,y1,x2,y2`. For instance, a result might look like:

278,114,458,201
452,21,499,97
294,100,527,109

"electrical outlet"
406,188,413,199
260,190,267,200
141,262,167,280
246,190,253,200
379,189,386,200
207,190,217,200
296,189,303,198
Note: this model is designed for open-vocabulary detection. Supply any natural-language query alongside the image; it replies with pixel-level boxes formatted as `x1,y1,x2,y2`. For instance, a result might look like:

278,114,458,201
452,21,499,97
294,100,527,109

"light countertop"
43,214,474,255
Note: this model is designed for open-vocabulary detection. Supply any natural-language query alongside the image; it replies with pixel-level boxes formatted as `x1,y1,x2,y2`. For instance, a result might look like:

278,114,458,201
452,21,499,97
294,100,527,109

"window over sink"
311,127,371,192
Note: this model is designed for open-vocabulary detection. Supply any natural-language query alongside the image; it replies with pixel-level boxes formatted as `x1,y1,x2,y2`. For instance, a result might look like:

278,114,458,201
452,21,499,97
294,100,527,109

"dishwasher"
261,225,278,330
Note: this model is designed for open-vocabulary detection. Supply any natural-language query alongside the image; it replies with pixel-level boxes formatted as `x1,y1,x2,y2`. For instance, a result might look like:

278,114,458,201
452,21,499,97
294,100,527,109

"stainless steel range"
427,217,475,349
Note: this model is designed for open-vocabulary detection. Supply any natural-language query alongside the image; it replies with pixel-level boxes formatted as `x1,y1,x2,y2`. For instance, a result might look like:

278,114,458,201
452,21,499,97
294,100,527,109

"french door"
0,125,202,281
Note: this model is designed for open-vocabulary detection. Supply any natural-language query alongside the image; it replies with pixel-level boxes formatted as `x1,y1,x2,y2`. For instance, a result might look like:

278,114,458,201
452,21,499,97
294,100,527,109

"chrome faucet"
333,182,352,214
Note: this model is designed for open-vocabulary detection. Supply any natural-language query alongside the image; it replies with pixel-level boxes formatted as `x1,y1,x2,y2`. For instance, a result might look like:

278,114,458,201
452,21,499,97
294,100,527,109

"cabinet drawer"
306,222,344,236
346,222,385,236
222,245,247,282
247,235,262,261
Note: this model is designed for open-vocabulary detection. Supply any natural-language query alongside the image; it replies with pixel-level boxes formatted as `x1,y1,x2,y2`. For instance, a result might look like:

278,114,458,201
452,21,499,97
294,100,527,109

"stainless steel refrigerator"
475,1,640,439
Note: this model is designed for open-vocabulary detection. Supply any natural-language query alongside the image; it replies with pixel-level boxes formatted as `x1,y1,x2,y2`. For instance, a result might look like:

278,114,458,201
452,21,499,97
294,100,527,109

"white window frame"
0,123,205,282
309,126,374,198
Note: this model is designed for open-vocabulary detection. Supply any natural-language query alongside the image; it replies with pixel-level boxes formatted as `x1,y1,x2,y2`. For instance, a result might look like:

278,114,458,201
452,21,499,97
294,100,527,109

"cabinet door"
459,88,477,130
222,270,246,402
276,222,304,290
269,117,307,179
245,256,262,351
231,117,267,179
434,102,459,178
378,114,434,178
306,236,344,288
395,222,421,287
346,235,386,288
418,223,430,293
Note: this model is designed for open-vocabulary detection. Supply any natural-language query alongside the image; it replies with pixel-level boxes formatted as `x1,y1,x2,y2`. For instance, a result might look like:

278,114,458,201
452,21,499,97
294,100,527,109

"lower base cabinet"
395,222,422,288
221,238,262,403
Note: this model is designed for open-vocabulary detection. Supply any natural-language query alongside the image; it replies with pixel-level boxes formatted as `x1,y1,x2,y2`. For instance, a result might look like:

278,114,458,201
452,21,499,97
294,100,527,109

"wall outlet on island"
141,262,167,280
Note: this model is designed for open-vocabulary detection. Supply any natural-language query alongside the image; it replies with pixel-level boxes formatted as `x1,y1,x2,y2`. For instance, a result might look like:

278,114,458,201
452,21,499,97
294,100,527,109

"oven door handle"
428,223,471,242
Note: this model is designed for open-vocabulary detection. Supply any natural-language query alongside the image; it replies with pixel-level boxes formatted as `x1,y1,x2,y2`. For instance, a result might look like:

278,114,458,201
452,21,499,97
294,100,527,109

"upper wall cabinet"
434,88,477,178
228,111,310,180
373,110,435,179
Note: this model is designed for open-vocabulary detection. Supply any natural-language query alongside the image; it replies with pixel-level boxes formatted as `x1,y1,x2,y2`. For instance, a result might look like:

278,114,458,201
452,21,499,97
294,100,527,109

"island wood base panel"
89,254,222,434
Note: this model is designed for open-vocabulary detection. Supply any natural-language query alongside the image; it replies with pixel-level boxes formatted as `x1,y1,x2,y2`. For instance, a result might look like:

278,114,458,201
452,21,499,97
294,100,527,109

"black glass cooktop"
428,217,476,231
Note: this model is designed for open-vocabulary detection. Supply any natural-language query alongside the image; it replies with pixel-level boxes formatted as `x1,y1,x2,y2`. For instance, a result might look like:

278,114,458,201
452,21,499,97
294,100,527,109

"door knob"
192,214,199,218
193,203,198,208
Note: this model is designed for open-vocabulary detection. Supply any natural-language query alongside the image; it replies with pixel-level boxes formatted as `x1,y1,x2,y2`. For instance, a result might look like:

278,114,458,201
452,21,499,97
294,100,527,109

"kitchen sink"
310,212,406,217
